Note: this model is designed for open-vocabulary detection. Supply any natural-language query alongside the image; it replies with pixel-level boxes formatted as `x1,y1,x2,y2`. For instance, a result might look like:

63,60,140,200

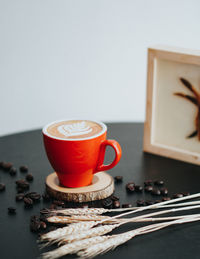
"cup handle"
95,139,122,173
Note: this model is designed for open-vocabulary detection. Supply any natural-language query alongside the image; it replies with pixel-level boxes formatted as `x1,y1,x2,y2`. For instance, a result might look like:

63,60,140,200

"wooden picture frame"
143,46,200,165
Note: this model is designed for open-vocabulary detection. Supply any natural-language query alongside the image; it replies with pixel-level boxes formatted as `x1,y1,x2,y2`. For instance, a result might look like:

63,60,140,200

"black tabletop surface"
0,123,200,259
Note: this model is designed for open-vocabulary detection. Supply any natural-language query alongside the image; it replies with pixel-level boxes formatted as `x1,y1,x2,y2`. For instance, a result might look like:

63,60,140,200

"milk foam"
57,121,93,137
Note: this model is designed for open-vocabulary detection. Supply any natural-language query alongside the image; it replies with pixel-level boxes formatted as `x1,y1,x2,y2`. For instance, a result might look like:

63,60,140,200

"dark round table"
0,123,200,259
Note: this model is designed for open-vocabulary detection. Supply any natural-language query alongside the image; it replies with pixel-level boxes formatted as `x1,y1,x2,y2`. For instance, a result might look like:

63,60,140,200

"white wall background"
0,0,200,136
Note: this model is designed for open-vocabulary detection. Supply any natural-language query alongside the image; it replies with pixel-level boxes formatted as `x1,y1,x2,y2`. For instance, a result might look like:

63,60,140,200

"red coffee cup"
42,120,122,187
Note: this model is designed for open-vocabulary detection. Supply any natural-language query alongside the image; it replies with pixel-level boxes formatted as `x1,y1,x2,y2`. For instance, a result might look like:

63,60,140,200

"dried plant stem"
53,205,200,245
47,193,200,217
57,224,120,245
39,221,97,244
41,236,110,259
78,215,200,258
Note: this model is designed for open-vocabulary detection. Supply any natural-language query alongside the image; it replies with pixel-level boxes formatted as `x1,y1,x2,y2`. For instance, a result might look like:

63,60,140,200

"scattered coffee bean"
53,200,65,207
113,200,120,208
160,188,168,196
155,200,161,203
9,167,17,176
145,200,155,205
135,185,143,192
182,192,190,196
26,173,33,181
144,180,153,186
49,204,57,210
102,199,112,209
2,162,13,171
42,192,51,201
20,165,28,173
24,197,33,207
144,186,153,192
137,200,145,206
25,192,41,202
162,197,171,201
8,207,16,214
40,221,47,230
173,193,184,199
154,180,164,186
0,183,6,192
126,182,135,192
151,188,161,196
30,216,41,232
114,176,123,183
16,179,29,190
122,203,132,208
16,193,25,201
111,195,119,201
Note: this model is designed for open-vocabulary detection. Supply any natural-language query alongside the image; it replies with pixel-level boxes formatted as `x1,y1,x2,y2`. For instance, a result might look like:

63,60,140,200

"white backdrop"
0,0,200,136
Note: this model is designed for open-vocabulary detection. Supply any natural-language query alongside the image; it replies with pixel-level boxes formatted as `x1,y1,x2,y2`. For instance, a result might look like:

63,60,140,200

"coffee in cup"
43,120,122,188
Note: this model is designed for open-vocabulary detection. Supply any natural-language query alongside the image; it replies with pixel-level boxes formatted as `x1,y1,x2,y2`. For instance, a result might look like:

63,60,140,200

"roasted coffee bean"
173,193,184,199
40,208,50,215
151,188,161,196
9,167,17,176
160,188,168,196
20,165,28,172
16,179,29,190
26,173,33,181
24,197,33,206
40,221,47,230
0,183,6,192
145,200,155,205
2,162,13,171
182,192,190,196
26,192,41,202
122,203,132,208
162,197,171,201
53,200,65,207
114,176,123,182
154,180,164,186
30,221,41,232
8,207,16,214
102,199,112,209
16,193,25,201
135,185,143,192
30,215,40,223
137,200,145,206
113,200,120,209
42,192,51,201
49,204,57,210
111,195,119,201
144,186,153,192
144,180,153,186
126,182,135,192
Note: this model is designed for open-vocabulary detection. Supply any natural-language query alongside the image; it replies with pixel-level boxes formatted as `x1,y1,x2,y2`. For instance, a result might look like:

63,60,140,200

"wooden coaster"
46,172,114,203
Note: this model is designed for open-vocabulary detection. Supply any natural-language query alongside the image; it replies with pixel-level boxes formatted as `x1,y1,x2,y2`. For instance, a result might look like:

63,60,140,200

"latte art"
57,122,92,137
45,120,104,140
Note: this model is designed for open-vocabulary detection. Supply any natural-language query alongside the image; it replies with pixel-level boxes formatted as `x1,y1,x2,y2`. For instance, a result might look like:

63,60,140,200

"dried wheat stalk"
42,235,110,259
47,214,113,224
39,221,97,245
78,215,200,258
42,215,200,259
57,223,120,245
45,193,200,218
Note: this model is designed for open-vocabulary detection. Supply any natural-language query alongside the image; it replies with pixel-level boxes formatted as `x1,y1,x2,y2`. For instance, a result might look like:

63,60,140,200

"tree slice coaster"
46,172,114,203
